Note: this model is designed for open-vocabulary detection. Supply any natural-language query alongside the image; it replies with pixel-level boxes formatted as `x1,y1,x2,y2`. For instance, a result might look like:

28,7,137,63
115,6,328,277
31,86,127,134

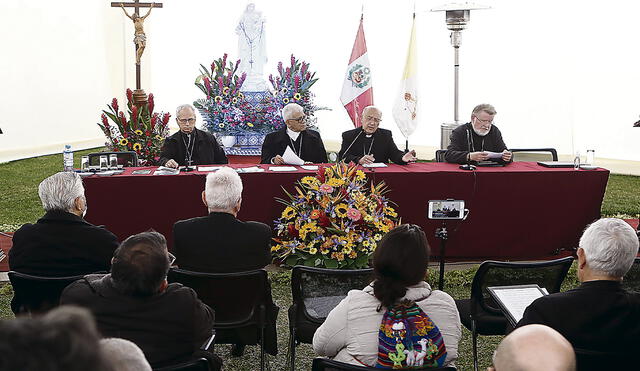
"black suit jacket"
444,122,509,164
173,212,272,273
260,128,328,164
159,128,228,166
9,210,118,276
517,280,640,355
339,128,406,164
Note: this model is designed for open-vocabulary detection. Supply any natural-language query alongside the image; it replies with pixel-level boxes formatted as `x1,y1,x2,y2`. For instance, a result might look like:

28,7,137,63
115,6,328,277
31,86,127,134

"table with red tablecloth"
82,162,609,261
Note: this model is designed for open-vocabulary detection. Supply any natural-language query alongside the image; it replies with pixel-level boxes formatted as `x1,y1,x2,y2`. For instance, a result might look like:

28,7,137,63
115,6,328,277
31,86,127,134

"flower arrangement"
269,54,327,129
272,163,400,269
98,89,171,165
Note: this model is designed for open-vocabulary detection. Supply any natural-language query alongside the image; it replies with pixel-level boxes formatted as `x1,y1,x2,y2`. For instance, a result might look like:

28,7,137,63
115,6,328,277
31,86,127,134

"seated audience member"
313,224,461,367
60,231,215,367
444,104,512,164
517,218,640,364
10,171,118,276
159,104,228,168
260,103,328,164
0,306,111,371
339,106,417,165
173,167,271,272
100,338,151,371
488,324,575,371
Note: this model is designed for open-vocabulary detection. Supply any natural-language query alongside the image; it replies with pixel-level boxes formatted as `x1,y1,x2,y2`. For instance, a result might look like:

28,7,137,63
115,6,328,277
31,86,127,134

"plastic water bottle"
63,144,74,172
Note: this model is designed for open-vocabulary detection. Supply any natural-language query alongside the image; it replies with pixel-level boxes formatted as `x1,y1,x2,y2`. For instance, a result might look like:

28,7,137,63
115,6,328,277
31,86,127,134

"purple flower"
222,53,228,68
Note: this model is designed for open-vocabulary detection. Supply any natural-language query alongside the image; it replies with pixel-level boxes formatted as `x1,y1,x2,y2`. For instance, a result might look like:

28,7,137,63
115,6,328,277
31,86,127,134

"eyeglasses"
177,118,196,124
364,116,382,124
288,115,306,123
473,116,493,127
168,252,176,266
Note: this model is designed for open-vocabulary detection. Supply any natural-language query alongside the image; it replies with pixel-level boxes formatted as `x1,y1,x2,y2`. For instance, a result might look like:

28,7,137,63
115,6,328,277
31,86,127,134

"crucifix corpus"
111,0,163,105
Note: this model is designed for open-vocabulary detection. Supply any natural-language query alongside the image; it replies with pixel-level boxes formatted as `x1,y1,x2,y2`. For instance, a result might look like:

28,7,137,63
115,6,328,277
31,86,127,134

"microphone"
338,130,363,162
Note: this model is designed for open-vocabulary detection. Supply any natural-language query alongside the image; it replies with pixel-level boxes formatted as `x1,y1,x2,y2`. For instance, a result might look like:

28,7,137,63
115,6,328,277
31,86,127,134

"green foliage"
602,174,640,217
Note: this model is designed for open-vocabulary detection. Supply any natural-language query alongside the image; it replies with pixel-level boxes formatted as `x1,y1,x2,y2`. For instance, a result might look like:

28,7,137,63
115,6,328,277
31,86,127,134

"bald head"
490,325,575,371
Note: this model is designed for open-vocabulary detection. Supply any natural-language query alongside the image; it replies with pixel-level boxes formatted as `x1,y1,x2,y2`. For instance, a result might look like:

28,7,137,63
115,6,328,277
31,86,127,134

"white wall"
1,0,639,163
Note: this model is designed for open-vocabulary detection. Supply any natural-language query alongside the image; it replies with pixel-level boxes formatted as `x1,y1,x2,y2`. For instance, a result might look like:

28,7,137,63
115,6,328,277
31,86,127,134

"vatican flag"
392,14,418,143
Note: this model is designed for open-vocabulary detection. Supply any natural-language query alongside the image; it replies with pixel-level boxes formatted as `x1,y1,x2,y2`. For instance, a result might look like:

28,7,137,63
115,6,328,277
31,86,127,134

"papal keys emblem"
348,64,371,89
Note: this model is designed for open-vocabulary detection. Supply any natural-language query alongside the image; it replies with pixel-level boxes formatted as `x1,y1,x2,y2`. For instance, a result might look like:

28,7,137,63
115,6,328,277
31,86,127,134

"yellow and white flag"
392,14,418,141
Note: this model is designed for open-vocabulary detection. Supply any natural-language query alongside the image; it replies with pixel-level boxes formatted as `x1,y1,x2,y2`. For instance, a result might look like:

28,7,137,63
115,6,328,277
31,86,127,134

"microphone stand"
435,221,448,291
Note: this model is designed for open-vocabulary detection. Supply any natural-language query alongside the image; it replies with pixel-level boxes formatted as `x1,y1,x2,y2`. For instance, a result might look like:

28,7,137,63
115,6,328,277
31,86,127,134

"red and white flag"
340,16,373,128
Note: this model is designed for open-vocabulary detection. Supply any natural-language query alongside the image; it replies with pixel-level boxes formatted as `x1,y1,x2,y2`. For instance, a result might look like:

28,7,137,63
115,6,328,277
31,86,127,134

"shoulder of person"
243,220,272,235
63,274,107,296
164,282,203,303
305,129,322,139
376,128,393,137
175,215,209,228
342,127,360,139
451,123,471,135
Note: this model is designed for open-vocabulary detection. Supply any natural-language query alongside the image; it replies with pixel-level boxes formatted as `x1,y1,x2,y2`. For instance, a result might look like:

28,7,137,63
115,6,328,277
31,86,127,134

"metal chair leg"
472,319,479,371
260,324,265,371
289,327,296,371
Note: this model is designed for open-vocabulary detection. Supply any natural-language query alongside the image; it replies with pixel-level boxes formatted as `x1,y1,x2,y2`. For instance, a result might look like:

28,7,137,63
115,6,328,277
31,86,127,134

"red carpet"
1,220,638,272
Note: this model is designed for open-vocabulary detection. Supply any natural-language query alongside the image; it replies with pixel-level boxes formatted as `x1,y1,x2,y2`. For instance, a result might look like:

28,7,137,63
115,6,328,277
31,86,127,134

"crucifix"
111,0,163,105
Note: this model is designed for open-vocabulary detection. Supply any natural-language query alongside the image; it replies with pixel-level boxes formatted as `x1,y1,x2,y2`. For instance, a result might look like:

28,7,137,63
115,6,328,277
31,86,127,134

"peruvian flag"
340,15,373,128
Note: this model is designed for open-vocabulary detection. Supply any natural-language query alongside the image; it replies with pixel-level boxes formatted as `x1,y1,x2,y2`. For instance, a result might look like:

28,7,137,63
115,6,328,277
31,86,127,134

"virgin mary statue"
236,3,268,91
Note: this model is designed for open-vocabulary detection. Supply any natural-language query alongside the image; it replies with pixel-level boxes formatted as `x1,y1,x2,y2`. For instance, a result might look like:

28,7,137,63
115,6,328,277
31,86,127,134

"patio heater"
431,2,490,149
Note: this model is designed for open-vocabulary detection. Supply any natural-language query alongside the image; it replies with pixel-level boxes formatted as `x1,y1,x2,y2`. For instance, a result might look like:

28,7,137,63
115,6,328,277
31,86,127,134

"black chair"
574,348,635,371
454,257,574,371
311,358,456,371
621,257,640,294
167,268,275,371
8,271,85,315
153,331,221,371
288,266,374,371
510,148,558,162
435,149,447,162
88,151,139,167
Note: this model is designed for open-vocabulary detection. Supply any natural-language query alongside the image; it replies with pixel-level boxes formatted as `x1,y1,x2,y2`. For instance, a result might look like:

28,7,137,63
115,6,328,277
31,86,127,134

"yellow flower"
271,245,282,252
214,96,223,103
119,138,129,146
134,129,143,136
309,247,318,254
238,92,244,99
335,203,349,218
281,87,288,94
218,123,225,128
246,122,254,127
326,178,344,187
348,250,358,259
223,87,230,95
133,143,142,151
336,252,345,261
385,206,398,217
374,233,382,241
343,246,352,255
283,97,290,104
363,240,370,247
320,247,330,255
232,97,238,104
301,176,319,186
294,92,302,100
282,206,297,219
355,170,366,181
155,135,163,140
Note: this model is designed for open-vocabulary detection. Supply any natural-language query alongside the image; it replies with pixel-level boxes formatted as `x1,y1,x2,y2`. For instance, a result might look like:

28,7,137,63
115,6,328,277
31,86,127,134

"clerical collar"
287,128,301,141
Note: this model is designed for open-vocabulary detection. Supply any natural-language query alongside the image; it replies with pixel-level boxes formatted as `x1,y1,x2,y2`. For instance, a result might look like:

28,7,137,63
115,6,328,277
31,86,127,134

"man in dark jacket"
260,103,328,164
159,104,228,168
61,231,214,367
444,103,512,164
339,106,416,165
10,171,118,277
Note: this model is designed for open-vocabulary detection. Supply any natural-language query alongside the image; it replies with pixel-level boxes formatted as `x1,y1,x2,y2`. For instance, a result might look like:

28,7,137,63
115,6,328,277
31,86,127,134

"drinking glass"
99,155,108,170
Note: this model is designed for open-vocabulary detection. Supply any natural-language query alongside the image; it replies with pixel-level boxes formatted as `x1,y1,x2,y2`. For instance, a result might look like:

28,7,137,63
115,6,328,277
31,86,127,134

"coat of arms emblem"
347,64,371,88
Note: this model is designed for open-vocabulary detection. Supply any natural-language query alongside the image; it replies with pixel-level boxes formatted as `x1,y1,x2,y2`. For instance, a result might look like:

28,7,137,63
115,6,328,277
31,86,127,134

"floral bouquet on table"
193,54,253,134
268,54,328,130
98,89,171,165
272,162,400,269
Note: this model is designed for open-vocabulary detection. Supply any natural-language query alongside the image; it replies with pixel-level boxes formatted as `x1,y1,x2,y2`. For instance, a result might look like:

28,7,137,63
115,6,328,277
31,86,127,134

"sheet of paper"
268,166,298,172
301,165,319,171
236,166,265,173
153,167,180,175
283,146,305,165
492,287,545,323
131,169,152,175
485,151,503,159
362,162,388,168
198,166,222,172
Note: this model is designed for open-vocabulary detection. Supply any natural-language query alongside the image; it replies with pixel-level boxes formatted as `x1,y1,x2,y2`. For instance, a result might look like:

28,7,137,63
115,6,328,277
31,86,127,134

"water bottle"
63,144,74,172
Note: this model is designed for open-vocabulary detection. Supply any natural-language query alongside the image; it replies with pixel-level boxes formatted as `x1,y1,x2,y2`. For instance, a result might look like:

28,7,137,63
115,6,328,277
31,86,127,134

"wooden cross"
111,1,163,92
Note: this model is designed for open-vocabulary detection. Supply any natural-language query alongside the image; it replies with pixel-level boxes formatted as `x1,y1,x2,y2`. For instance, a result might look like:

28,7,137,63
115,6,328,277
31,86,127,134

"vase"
220,136,236,148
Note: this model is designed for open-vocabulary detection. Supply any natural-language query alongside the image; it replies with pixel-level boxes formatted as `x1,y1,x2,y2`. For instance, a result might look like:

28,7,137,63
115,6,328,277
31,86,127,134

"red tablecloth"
83,162,609,260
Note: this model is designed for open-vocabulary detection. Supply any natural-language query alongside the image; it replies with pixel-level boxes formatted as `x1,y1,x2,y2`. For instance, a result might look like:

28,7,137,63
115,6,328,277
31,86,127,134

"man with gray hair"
517,218,640,368
10,171,118,277
172,167,271,272
488,324,576,371
260,102,328,164
159,104,228,168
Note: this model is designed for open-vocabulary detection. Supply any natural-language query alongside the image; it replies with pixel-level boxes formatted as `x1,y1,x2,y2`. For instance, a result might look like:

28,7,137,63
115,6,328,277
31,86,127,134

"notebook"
537,161,575,168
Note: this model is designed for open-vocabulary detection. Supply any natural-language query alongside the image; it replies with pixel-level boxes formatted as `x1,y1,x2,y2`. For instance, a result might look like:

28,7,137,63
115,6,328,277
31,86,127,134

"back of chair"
291,266,373,324
311,358,456,371
510,148,558,162
621,257,640,294
470,257,573,316
88,151,139,167
8,271,84,315
435,150,447,162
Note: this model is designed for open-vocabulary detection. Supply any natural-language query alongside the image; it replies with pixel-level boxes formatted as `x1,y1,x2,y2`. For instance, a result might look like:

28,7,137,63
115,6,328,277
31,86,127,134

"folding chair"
167,268,275,371
454,257,574,371
152,331,221,371
8,271,85,315
88,151,139,167
311,358,456,371
621,257,640,294
288,266,373,371
510,148,558,162
435,149,447,162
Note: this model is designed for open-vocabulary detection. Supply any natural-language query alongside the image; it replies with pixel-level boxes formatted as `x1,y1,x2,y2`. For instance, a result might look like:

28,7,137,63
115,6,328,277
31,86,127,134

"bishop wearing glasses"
159,104,228,168
260,103,328,164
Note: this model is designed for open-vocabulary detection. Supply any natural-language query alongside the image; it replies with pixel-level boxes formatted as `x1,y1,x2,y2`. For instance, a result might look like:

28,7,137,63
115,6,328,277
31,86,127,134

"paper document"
301,165,319,171
198,166,222,172
283,146,305,165
269,166,298,172
236,166,265,173
131,169,152,175
362,163,388,168
488,285,546,325
0,249,5,263
485,151,503,159
154,167,180,175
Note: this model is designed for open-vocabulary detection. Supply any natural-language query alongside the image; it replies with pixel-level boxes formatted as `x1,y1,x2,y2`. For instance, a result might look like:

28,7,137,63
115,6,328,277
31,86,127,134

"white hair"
579,218,639,277
175,104,196,118
100,338,151,371
38,172,85,212
281,103,304,121
362,105,382,117
204,167,243,211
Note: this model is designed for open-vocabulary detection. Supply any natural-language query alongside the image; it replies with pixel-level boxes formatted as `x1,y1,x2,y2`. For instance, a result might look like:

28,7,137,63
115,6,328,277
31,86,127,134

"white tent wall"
1,0,638,164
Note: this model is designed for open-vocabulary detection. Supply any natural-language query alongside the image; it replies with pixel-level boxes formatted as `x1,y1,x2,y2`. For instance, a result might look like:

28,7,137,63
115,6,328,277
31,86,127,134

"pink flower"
346,208,361,221
301,62,308,76
126,89,133,103
217,77,224,92
148,93,155,113
294,75,300,90
162,112,170,126
131,105,138,127
319,184,334,193
222,53,228,68
290,54,295,67
306,72,311,80
150,114,157,131
211,62,216,73
285,67,291,79
101,113,109,127
111,98,119,112
204,77,211,93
